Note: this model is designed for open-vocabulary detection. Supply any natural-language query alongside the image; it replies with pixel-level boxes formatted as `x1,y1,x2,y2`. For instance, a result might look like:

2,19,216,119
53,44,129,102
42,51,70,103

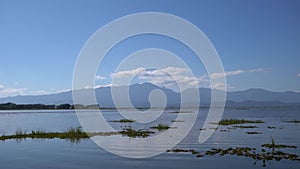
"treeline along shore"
0,102,102,110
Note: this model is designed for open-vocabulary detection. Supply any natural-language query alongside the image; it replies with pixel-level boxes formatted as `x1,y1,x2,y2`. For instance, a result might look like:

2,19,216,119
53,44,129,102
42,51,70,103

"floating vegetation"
15,128,27,136
0,127,89,141
207,147,300,162
232,125,258,129
220,129,229,132
260,136,298,152
119,126,154,138
169,111,193,114
283,120,300,123
267,126,277,129
262,144,297,149
166,149,200,155
0,126,156,141
167,146,300,165
167,138,299,164
171,120,184,122
217,119,265,126
234,107,250,110
109,119,136,123
245,132,262,135
150,124,171,130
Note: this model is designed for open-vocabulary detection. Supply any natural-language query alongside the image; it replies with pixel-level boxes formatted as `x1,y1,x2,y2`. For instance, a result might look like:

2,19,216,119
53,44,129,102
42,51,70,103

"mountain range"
0,83,300,108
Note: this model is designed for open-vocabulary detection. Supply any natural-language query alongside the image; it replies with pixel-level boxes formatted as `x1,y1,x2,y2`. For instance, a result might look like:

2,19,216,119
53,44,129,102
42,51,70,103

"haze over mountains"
0,83,299,108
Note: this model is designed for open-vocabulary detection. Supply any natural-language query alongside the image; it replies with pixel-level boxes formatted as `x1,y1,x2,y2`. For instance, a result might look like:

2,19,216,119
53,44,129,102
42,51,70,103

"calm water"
0,108,299,169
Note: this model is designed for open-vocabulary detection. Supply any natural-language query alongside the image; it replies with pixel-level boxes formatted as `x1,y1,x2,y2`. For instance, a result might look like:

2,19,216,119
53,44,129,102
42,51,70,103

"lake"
0,107,299,169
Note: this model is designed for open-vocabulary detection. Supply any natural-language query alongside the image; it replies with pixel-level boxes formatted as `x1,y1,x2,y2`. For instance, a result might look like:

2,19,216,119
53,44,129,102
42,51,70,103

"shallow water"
0,107,299,169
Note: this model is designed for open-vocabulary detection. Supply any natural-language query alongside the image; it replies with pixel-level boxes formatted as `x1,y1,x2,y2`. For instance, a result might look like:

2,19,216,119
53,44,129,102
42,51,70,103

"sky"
0,0,300,98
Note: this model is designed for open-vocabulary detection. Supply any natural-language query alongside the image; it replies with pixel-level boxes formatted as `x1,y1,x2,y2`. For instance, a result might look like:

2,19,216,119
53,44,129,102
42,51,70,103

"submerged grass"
218,118,265,126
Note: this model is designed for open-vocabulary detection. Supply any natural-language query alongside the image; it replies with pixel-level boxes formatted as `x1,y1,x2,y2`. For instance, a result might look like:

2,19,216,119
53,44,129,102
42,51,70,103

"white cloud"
210,68,265,80
111,67,145,78
110,67,265,91
0,87,27,98
143,67,188,76
297,73,300,77
111,67,206,91
27,90,50,95
209,82,235,91
95,75,106,80
0,84,73,98
95,83,117,88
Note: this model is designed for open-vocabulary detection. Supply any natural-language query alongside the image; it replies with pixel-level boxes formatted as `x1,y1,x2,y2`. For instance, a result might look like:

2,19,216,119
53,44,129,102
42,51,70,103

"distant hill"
0,83,300,108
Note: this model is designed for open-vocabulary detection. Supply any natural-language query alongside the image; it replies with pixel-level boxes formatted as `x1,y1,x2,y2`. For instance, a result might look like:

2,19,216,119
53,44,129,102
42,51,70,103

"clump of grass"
166,149,199,155
262,137,297,150
245,131,262,135
283,119,300,123
0,127,89,141
171,120,184,122
0,126,155,141
217,118,264,126
165,146,300,164
110,119,136,123
232,125,258,129
119,126,154,138
220,129,229,132
271,137,276,151
150,124,170,130
169,111,193,114
15,128,26,136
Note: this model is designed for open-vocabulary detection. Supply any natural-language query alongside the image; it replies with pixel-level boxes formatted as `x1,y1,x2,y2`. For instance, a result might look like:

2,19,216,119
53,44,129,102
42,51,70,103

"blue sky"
0,0,300,97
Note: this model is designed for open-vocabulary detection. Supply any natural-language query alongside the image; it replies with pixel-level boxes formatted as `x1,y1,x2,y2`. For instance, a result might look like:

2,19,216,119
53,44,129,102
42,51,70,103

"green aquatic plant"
15,128,26,136
0,127,115,141
109,119,136,123
171,120,184,122
169,111,193,114
166,149,199,155
119,126,154,138
232,125,258,129
262,136,299,150
261,140,297,150
0,126,157,141
271,137,276,152
150,124,171,130
245,132,262,135
166,146,300,165
217,119,264,126
283,119,300,124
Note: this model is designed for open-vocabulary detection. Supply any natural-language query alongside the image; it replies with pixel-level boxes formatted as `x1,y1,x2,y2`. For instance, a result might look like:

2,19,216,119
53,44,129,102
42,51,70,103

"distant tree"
0,102,17,110
71,104,85,109
56,104,71,109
